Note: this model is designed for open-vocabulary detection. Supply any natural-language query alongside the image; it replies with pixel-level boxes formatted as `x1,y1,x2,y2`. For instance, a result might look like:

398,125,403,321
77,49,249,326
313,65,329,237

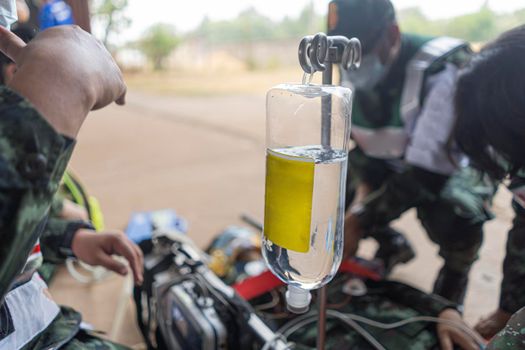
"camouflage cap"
327,0,396,54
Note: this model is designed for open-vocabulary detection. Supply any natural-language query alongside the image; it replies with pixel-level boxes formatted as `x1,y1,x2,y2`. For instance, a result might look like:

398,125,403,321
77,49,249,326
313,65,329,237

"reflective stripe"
0,274,60,350
351,126,408,159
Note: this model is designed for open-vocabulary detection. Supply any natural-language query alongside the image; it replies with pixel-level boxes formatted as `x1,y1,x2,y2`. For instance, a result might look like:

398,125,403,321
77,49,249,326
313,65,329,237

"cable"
255,290,281,311
281,314,385,350
264,312,385,350
326,310,486,349
263,309,487,350
260,334,294,350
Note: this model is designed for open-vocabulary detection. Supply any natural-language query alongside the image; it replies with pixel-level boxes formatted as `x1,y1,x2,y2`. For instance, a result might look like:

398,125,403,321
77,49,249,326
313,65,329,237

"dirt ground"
48,85,514,347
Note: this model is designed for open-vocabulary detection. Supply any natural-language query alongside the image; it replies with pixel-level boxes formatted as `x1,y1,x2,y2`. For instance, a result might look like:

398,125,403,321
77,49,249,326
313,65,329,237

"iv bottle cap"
285,285,311,314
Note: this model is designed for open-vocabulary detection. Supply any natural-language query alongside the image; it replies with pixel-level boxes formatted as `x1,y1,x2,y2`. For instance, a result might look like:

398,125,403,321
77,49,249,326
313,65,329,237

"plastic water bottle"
262,83,353,313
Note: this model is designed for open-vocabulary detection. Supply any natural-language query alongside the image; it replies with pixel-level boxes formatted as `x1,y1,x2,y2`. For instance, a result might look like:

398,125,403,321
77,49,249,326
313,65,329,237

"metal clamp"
298,33,362,74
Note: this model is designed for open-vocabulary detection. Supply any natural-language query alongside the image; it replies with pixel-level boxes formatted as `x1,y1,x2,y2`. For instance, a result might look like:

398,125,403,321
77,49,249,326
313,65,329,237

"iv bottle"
262,83,353,313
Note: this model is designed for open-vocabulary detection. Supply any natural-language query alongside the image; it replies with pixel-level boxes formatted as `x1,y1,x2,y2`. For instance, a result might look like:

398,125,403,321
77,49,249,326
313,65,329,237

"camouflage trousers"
22,307,130,350
499,204,525,313
345,148,496,303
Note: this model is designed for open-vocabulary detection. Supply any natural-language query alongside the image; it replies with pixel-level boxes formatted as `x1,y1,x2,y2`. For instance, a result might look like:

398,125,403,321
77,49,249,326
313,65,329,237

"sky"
117,0,524,43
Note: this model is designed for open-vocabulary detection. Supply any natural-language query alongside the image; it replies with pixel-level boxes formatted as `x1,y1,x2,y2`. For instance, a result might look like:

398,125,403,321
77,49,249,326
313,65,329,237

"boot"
372,227,416,276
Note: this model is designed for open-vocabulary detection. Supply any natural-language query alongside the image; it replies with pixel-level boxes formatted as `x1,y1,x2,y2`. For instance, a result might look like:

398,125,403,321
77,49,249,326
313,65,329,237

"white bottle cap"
285,285,311,314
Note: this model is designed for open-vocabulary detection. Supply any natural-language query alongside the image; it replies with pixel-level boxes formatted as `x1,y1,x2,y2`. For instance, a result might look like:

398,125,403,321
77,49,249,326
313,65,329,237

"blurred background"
17,0,524,348
99,0,525,94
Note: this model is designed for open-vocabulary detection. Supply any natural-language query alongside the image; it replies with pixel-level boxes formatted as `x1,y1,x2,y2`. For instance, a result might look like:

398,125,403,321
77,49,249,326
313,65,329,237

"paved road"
49,90,514,346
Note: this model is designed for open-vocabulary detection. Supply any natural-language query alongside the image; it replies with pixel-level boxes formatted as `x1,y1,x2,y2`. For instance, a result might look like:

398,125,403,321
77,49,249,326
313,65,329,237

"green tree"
93,0,131,48
138,23,180,70
446,4,496,42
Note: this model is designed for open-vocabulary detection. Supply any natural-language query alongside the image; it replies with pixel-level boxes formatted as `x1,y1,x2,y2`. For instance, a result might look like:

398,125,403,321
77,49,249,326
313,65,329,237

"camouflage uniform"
339,32,497,306
269,276,459,349
0,86,129,349
499,174,525,314
487,307,525,350
347,146,496,304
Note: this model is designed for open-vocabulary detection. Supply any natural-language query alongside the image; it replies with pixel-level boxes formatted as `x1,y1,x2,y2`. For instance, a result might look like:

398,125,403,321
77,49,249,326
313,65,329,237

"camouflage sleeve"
486,307,525,350
50,192,65,217
40,217,94,264
499,199,525,314
0,86,74,302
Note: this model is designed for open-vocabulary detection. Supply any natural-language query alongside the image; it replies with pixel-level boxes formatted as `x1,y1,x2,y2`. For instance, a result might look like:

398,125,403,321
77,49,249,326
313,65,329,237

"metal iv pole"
298,33,361,350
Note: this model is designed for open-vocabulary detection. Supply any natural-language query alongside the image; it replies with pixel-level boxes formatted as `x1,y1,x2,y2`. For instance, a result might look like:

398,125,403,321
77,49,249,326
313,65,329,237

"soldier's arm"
39,218,94,264
0,86,74,301
0,26,126,301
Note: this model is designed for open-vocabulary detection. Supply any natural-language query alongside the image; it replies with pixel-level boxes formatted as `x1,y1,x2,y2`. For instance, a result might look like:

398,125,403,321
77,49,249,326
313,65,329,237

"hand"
0,25,126,137
437,309,482,350
343,211,363,259
474,308,512,339
71,229,143,285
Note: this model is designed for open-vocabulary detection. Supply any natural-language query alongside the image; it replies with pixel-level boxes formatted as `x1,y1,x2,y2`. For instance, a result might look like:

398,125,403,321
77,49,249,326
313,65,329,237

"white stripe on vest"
0,274,59,350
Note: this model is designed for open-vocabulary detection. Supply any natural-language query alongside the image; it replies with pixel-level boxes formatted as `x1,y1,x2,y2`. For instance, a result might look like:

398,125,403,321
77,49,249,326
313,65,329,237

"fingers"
110,233,143,285
97,252,128,276
116,86,126,105
451,331,480,350
438,330,453,350
131,241,144,282
0,26,26,62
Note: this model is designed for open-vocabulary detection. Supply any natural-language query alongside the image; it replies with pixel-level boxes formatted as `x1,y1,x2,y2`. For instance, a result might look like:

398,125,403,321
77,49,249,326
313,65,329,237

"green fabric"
40,217,75,264
499,203,525,313
265,277,456,349
351,34,432,130
0,87,127,349
0,86,74,302
351,33,471,131
487,307,525,350
347,148,496,286
38,262,58,284
22,307,131,350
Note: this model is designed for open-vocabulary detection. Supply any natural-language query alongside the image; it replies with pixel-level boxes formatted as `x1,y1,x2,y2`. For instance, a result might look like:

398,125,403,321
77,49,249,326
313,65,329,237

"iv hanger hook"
310,33,328,72
342,37,362,71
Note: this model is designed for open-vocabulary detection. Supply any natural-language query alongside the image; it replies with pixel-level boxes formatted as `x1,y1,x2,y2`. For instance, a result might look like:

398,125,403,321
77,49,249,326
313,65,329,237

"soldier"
0,25,139,349
328,0,496,307
453,24,525,342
